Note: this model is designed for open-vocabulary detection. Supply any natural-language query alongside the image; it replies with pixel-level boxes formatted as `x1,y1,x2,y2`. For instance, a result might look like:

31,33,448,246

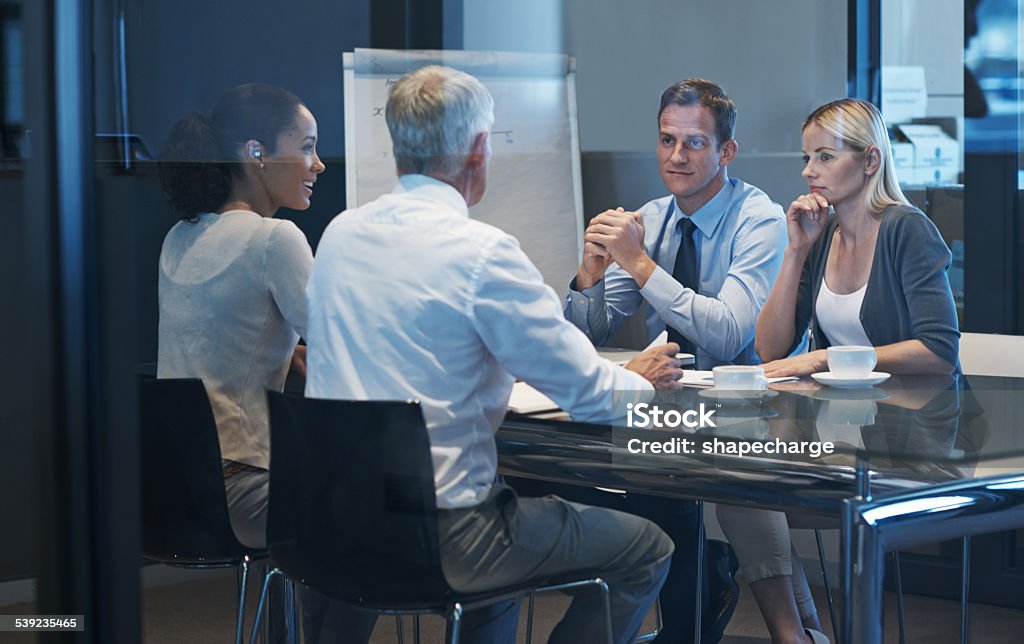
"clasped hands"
576,207,654,289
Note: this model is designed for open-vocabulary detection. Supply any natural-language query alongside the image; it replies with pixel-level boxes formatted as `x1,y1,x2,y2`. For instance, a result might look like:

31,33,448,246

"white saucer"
811,371,891,389
698,388,779,406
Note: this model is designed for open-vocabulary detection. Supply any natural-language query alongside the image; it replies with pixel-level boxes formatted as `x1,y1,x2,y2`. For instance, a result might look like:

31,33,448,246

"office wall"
123,0,370,159
465,0,848,210
111,1,368,362
463,0,565,54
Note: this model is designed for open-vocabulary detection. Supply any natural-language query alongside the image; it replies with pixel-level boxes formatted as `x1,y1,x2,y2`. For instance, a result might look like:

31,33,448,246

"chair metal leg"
448,602,464,644
814,529,840,643
245,565,299,644
396,615,406,644
634,597,662,643
249,568,284,644
441,578,613,644
598,579,614,644
235,558,251,644
282,577,299,644
694,501,705,644
892,551,905,644
524,591,536,644
524,582,617,643
254,564,268,644
528,578,612,644
961,536,971,644
414,614,421,644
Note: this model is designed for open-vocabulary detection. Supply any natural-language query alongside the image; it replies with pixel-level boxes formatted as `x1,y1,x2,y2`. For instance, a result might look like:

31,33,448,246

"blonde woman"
757,98,958,377
718,99,959,644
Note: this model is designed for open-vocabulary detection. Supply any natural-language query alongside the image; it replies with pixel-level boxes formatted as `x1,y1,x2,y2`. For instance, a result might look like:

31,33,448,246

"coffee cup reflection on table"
822,399,878,426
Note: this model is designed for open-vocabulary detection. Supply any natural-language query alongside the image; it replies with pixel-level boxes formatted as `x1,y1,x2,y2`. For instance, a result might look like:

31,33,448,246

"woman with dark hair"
157,83,324,548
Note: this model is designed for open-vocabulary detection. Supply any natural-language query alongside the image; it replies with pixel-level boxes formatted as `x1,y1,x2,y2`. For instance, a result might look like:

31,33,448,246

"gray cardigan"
788,204,960,369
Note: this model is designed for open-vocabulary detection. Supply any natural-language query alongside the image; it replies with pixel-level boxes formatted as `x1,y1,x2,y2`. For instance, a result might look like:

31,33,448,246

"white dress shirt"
306,174,652,510
158,210,312,469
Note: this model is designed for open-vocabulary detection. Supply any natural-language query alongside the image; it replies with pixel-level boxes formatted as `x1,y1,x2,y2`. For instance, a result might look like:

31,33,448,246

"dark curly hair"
159,84,305,219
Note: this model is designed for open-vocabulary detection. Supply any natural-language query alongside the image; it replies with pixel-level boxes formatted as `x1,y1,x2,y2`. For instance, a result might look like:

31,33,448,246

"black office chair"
139,377,269,644
256,392,614,644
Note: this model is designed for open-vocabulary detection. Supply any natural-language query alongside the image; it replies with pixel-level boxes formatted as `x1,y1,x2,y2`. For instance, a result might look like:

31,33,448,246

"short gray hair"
386,65,495,180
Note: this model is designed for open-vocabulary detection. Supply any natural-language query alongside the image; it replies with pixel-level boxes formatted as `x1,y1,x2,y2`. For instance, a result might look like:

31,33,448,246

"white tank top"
815,279,872,347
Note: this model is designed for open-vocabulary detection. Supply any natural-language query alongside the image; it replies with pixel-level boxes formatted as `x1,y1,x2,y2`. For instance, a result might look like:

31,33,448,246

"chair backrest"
266,392,449,606
139,377,250,562
960,332,1024,377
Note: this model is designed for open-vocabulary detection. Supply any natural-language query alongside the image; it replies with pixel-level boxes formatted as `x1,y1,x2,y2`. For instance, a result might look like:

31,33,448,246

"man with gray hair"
306,65,680,643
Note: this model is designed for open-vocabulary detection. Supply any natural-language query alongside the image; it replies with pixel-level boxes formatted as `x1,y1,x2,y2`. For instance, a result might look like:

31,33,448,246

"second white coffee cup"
712,365,767,390
826,345,877,378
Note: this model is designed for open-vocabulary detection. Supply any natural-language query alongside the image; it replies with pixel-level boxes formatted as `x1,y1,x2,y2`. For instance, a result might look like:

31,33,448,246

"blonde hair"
803,99,909,214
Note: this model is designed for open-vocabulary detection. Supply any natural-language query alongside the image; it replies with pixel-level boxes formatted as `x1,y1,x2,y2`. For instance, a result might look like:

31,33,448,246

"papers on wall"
882,66,928,124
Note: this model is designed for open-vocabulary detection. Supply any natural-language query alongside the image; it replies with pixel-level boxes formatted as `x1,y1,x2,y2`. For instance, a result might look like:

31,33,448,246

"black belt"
222,460,263,479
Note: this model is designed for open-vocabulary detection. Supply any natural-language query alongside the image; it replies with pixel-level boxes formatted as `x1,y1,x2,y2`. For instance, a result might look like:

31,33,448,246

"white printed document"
679,371,799,388
507,381,560,414
597,331,696,366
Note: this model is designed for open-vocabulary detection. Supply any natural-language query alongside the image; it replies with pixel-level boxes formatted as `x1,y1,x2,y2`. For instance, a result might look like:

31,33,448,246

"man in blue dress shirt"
522,79,787,643
564,78,786,370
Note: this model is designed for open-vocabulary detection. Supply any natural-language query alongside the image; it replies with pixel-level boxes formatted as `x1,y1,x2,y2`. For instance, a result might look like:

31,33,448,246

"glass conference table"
496,374,1024,644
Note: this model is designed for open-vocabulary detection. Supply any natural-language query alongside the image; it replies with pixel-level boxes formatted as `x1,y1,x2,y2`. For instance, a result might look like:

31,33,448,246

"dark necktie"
667,216,699,355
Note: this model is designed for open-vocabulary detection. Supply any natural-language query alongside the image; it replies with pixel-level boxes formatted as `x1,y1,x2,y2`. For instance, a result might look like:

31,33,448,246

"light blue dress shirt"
564,176,787,369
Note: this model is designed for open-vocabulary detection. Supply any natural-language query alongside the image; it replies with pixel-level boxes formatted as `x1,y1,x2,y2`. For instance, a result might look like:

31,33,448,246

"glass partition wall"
875,0,1023,333
4,0,1024,640
0,2,37,641
875,0,1024,608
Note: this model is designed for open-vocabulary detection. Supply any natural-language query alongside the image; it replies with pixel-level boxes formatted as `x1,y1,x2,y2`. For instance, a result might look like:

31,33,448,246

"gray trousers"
223,466,272,550
438,484,674,644
715,505,818,621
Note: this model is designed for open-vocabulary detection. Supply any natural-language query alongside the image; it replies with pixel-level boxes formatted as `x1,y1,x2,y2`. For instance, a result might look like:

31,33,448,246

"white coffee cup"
712,365,767,390
826,346,877,378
